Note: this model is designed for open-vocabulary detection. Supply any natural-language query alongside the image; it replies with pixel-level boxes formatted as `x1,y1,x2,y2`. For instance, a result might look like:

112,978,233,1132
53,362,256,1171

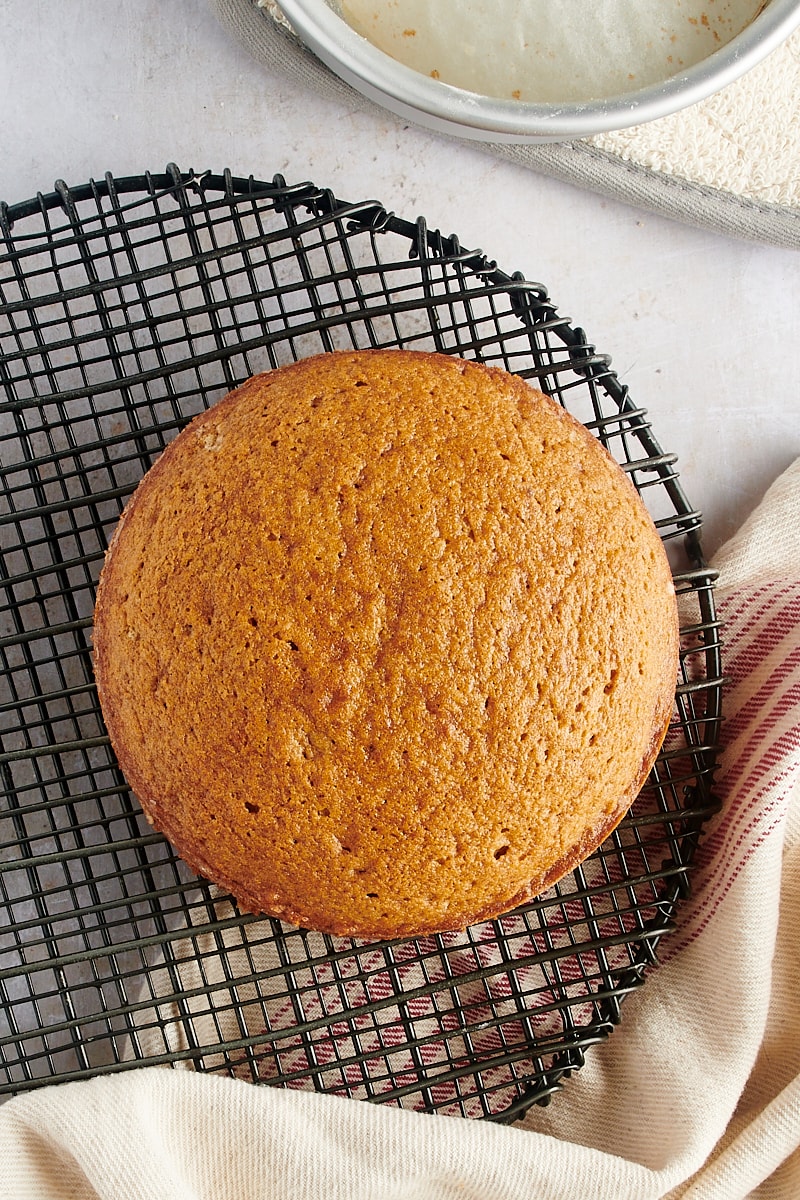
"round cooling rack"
0,165,723,1120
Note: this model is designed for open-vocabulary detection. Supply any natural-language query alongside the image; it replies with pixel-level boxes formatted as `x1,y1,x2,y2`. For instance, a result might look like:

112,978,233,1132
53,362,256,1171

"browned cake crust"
93,350,680,939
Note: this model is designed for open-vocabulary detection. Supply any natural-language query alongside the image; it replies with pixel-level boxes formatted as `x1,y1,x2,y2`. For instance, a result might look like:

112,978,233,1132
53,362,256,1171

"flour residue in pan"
337,0,765,102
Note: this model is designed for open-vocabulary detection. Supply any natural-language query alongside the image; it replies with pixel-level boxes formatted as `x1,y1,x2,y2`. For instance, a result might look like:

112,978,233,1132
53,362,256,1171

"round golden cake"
93,349,679,940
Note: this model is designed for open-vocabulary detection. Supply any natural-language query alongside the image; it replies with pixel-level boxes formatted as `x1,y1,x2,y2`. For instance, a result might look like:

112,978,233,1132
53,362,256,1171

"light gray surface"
0,0,799,555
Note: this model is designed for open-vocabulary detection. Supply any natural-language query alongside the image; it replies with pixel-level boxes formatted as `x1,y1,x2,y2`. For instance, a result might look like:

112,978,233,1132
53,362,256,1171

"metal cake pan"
275,0,800,142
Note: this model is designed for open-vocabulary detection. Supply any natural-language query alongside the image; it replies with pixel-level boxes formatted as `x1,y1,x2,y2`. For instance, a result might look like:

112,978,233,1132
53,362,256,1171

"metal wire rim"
0,165,722,1120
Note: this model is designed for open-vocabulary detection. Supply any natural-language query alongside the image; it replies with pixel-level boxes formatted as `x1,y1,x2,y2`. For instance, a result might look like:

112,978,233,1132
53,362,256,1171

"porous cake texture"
93,350,679,939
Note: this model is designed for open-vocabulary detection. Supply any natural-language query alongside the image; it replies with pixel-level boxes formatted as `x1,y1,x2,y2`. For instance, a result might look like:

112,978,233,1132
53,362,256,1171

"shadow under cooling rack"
0,164,722,1120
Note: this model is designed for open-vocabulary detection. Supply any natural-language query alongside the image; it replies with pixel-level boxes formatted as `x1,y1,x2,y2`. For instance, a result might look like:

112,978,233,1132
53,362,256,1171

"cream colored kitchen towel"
1,459,799,1198
208,0,800,249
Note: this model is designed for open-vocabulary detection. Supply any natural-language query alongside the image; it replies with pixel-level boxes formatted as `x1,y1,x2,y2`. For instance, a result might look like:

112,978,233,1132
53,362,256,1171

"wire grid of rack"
0,165,722,1120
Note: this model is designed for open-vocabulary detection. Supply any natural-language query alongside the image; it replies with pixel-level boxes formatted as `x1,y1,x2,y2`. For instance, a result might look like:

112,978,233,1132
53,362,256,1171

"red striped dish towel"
1,459,799,1199
666,580,800,958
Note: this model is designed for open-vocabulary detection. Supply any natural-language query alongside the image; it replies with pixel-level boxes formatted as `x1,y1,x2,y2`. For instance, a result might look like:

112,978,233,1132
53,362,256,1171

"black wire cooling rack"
0,164,723,1120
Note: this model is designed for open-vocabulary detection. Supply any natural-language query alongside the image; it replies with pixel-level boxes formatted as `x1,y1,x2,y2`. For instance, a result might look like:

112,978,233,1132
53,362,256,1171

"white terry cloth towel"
1,458,799,1199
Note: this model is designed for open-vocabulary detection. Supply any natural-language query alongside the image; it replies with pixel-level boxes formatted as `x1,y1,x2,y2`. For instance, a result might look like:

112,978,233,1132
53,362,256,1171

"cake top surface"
93,349,679,939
